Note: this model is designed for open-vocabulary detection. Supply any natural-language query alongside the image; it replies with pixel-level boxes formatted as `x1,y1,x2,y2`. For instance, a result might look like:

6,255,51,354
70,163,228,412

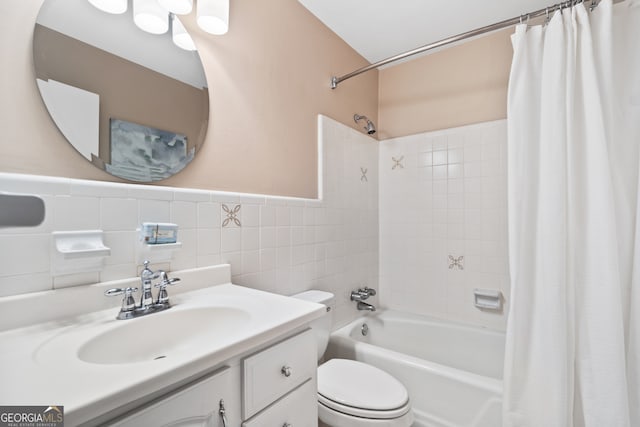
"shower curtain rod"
330,0,599,89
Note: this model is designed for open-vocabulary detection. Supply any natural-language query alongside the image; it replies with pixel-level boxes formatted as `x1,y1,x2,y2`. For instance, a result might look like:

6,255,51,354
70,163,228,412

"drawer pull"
283,423,292,427
281,366,292,377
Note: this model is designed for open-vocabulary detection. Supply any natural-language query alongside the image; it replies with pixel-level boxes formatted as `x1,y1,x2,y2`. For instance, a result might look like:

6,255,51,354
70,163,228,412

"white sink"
0,265,325,427
77,307,251,364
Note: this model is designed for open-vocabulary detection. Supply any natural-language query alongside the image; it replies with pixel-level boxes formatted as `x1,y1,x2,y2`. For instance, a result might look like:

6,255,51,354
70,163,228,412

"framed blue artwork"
107,119,194,182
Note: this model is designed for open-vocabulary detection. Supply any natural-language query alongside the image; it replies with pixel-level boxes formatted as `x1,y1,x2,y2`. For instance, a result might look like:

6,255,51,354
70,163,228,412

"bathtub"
325,310,505,427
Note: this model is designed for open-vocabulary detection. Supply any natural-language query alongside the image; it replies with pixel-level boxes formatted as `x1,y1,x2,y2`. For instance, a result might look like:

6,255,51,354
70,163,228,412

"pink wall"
378,29,513,139
0,0,378,198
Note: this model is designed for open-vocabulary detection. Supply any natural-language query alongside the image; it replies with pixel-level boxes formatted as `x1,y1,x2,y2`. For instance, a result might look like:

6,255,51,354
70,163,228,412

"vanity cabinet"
104,329,318,427
109,366,240,427
242,329,317,426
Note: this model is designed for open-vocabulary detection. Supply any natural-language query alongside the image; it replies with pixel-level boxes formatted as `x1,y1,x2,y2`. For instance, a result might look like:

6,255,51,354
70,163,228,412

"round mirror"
33,0,209,182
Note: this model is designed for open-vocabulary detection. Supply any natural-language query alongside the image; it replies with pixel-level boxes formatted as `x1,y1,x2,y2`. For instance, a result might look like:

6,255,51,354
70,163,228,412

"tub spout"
357,301,376,311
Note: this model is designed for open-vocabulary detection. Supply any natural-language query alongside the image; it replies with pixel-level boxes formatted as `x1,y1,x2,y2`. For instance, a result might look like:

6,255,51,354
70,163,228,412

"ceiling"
298,0,556,64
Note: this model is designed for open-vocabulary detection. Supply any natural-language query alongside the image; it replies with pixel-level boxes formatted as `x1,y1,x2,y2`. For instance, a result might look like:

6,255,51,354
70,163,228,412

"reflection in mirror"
33,0,209,182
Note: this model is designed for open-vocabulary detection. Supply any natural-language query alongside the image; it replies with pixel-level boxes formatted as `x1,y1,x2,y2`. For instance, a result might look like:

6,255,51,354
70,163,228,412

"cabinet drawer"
242,329,316,419
110,366,238,427
242,379,317,427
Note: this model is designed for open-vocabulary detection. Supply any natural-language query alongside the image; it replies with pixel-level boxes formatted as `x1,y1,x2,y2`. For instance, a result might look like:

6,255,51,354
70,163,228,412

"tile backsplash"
0,115,378,328
0,117,509,331
378,120,509,330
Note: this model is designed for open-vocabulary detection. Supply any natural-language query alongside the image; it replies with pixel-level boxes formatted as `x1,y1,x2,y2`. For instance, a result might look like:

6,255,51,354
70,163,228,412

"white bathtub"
325,310,505,427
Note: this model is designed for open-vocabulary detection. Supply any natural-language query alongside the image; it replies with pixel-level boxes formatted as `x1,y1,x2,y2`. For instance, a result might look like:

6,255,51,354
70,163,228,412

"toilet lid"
318,359,409,412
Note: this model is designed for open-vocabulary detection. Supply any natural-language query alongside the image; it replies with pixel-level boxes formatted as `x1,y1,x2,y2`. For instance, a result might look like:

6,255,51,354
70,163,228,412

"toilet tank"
291,290,335,360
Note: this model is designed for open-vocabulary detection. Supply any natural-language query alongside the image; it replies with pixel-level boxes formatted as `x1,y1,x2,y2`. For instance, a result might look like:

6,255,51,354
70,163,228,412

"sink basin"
77,307,251,365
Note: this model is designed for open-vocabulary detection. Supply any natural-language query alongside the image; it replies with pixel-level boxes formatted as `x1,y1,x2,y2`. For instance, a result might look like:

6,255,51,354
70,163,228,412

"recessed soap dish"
473,288,503,311
52,230,111,275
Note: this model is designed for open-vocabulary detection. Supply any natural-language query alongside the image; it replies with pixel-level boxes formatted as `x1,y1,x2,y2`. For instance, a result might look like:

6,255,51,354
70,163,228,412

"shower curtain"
503,1,640,426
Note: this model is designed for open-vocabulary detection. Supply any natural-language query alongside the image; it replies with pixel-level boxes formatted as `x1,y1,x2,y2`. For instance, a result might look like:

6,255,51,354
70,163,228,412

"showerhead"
354,114,376,135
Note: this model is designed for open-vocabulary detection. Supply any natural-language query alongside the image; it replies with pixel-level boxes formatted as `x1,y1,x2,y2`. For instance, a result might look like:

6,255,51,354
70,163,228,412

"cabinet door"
242,379,317,427
243,329,316,419
109,366,240,427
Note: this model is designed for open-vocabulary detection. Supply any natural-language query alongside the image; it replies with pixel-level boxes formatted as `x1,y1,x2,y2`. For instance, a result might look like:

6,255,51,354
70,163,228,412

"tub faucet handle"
351,290,368,301
353,286,376,299
351,288,377,310
361,286,376,296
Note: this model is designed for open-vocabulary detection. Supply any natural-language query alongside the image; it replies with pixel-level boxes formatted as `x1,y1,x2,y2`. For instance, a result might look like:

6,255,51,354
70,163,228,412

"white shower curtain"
504,1,640,426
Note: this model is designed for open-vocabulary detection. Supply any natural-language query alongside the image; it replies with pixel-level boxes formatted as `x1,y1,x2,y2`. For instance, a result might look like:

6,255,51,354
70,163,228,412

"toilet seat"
318,359,411,420
318,394,411,419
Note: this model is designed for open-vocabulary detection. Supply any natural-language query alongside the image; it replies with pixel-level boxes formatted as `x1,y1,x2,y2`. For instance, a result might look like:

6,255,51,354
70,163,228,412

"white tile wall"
379,120,509,331
0,116,378,329
1,118,508,331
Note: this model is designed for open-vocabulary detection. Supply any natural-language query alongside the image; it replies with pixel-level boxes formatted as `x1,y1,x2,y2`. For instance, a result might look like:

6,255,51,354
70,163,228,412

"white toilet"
293,290,414,427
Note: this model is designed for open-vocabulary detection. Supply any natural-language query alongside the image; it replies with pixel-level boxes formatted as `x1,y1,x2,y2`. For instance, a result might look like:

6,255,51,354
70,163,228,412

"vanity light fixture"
159,0,193,15
172,15,197,51
88,0,127,14
89,0,228,50
197,0,229,35
133,0,170,34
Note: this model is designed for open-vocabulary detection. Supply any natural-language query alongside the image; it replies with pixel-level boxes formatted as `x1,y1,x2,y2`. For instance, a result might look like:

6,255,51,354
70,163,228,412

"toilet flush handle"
281,366,292,377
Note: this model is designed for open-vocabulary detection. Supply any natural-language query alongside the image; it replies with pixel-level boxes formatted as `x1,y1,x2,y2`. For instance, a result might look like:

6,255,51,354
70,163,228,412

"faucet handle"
361,286,376,296
154,271,181,305
156,270,181,287
351,287,376,301
105,287,138,296
350,289,368,301
105,287,138,312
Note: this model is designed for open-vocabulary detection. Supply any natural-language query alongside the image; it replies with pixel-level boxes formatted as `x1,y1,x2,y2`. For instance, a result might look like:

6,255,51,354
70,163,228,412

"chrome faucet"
105,260,180,320
350,286,376,301
351,286,377,311
356,301,376,311
140,260,158,309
